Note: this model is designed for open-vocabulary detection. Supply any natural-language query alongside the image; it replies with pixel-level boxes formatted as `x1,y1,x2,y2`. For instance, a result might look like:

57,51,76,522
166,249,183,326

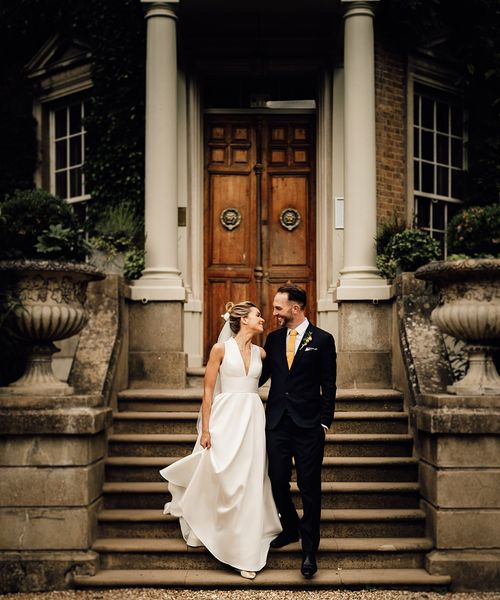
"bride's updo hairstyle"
224,301,257,334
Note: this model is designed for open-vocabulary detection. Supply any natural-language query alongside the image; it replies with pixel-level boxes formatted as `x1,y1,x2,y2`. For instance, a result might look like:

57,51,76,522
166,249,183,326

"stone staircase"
75,378,451,589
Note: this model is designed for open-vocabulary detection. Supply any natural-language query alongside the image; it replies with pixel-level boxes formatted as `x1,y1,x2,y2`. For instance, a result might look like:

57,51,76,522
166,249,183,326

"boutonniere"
299,331,313,351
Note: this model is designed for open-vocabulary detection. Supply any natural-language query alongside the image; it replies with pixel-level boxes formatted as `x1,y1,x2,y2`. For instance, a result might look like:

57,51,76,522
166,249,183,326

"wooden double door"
204,115,316,359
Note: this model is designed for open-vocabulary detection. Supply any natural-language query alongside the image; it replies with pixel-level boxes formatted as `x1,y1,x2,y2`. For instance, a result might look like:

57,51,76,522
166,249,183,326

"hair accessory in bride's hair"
222,301,234,322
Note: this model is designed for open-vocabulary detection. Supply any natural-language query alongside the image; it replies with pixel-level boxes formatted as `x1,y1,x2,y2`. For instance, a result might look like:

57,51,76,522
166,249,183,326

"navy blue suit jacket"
259,323,336,430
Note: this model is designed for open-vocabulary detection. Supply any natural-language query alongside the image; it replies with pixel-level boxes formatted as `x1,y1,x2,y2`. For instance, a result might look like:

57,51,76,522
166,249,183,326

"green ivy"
0,0,146,220
80,0,146,224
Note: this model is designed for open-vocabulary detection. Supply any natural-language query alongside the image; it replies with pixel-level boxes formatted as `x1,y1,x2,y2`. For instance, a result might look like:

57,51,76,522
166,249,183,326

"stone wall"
0,275,126,593
396,271,500,591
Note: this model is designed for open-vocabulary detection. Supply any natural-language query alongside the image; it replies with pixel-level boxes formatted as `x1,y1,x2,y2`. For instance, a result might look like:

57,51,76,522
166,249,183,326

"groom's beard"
277,312,293,328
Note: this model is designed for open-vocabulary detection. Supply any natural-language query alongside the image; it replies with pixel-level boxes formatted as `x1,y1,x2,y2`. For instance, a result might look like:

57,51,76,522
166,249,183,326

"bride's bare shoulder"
211,341,225,356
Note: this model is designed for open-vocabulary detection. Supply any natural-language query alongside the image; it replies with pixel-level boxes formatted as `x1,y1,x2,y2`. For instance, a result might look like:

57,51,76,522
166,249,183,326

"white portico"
135,0,391,376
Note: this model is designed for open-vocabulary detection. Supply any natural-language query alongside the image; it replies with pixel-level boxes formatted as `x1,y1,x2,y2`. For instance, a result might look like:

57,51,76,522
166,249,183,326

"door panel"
269,175,309,265
210,174,252,265
204,115,315,360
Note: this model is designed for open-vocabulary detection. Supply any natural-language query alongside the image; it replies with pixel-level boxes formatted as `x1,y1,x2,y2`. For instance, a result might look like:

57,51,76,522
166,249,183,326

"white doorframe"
181,68,345,366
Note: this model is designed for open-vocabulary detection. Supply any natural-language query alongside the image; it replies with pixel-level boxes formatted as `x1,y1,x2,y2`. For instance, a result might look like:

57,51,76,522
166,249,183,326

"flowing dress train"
160,337,282,572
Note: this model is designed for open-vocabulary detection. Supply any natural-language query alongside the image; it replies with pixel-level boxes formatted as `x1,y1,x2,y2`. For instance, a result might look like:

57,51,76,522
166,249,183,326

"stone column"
336,1,393,388
337,0,390,302
131,0,185,302
129,0,186,387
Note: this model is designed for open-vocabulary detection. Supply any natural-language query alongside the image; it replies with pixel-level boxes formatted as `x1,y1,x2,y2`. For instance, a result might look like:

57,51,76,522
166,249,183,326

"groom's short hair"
277,284,307,310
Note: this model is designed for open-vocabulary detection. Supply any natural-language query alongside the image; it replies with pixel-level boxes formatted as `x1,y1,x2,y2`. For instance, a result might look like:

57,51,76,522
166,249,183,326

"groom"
260,284,336,578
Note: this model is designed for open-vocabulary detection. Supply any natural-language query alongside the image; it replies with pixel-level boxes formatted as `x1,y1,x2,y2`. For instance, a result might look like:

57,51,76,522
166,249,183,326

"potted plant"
89,202,145,280
416,203,500,395
0,188,104,396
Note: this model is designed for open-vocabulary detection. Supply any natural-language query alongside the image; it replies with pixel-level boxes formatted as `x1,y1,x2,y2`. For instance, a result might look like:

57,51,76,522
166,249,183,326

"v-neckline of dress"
232,337,253,377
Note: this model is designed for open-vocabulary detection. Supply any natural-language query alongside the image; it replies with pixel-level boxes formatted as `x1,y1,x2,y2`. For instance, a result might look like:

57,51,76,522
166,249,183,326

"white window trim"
32,61,93,197
407,54,467,255
48,100,90,204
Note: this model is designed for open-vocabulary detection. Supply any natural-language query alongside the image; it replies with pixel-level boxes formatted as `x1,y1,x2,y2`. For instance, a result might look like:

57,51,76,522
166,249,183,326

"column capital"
141,0,179,20
341,0,379,19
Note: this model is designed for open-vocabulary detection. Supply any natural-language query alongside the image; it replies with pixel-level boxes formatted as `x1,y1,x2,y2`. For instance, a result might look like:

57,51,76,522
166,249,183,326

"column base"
337,299,393,388
128,301,187,388
129,272,186,302
335,274,393,302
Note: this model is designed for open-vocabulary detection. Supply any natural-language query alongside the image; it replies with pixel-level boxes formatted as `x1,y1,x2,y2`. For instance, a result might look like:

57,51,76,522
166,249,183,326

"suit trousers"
266,412,325,553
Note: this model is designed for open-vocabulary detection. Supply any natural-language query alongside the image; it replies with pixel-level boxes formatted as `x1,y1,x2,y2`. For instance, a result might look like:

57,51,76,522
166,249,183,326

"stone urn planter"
415,258,500,395
0,259,104,396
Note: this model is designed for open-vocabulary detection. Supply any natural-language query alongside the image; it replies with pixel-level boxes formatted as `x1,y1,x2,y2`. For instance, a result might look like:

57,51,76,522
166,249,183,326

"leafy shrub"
376,214,405,254
447,204,500,258
377,228,440,279
123,247,145,280
91,202,143,255
0,189,89,261
90,202,145,279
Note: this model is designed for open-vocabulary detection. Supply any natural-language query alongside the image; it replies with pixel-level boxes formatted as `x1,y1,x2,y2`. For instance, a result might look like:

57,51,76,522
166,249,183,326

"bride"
160,301,282,579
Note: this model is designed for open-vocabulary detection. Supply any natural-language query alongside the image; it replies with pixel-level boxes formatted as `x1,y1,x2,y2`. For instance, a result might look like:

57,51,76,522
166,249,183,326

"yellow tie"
287,329,298,369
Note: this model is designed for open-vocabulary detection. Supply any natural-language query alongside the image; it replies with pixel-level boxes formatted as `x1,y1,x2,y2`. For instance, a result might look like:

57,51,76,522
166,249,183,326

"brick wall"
375,40,407,225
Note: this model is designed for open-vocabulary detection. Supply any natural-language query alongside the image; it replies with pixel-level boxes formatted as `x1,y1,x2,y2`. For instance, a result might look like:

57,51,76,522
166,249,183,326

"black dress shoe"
270,531,300,549
301,553,317,579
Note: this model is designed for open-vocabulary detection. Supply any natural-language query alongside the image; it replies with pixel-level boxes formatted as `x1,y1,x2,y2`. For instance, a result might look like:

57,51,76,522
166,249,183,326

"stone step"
102,481,420,510
97,508,426,539
112,410,408,435
105,455,419,483
186,367,205,388
75,567,451,589
108,432,414,458
91,537,434,570
117,388,404,413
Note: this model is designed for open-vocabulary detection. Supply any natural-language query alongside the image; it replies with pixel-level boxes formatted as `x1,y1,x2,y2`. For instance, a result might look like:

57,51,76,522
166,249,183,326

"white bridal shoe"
240,570,256,579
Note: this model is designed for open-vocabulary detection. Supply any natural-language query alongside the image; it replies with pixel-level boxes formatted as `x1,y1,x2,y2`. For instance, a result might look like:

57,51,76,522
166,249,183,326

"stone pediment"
26,34,92,80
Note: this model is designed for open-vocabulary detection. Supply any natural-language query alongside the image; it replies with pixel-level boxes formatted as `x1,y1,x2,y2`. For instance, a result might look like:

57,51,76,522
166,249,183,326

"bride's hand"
201,431,211,449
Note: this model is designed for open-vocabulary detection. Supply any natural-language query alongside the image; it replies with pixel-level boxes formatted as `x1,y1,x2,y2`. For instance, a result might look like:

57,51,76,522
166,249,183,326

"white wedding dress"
160,337,282,572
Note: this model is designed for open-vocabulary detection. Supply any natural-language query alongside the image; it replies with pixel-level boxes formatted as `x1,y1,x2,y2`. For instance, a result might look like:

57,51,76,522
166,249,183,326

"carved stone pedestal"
413,393,500,591
337,300,393,388
416,259,500,396
0,398,112,593
128,300,186,388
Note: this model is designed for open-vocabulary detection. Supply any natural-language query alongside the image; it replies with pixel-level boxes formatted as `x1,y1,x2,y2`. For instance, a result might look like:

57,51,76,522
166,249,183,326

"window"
50,99,88,204
413,86,465,256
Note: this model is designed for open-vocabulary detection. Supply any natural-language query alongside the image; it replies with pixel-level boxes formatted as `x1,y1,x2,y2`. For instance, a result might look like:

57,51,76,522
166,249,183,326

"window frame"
407,56,467,257
48,97,90,204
